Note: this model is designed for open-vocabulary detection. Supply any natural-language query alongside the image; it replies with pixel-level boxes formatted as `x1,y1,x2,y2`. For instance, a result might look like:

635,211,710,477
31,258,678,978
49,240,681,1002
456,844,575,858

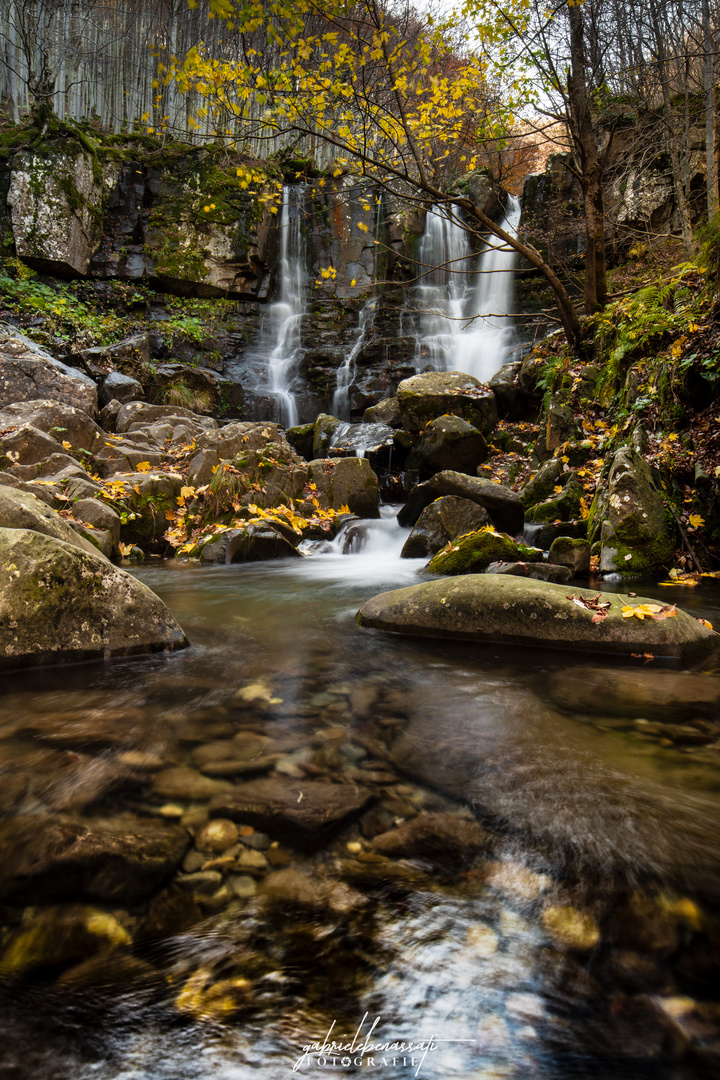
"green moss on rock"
427,529,519,575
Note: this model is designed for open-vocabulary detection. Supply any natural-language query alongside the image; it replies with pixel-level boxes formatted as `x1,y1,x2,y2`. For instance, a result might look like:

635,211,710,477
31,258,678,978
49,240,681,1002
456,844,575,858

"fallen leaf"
591,610,608,623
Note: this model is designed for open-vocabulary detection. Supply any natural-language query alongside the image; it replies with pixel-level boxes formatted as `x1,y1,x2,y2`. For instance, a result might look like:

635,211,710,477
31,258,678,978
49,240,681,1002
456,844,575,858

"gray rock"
187,448,219,488
0,814,188,905
69,334,151,379
599,448,676,574
489,361,524,418
0,485,106,559
116,401,218,435
8,147,105,275
545,667,720,720
307,457,380,518
312,413,341,458
519,458,565,509
72,498,122,548
525,480,584,524
406,414,488,478
0,527,187,669
401,495,489,559
356,575,717,660
0,399,102,450
397,371,498,434
193,419,286,459
199,524,301,564
398,470,523,535
153,767,231,802
100,399,122,432
100,371,145,407
209,777,374,847
1,424,64,466
363,397,401,427
548,537,591,576
0,325,98,414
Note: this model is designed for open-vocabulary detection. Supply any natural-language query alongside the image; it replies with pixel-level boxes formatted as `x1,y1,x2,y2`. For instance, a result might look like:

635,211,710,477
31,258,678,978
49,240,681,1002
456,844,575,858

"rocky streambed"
1,543,720,1079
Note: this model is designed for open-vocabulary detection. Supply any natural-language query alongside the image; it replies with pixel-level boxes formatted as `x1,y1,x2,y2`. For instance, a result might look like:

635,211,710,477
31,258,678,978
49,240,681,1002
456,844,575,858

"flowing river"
1,512,720,1079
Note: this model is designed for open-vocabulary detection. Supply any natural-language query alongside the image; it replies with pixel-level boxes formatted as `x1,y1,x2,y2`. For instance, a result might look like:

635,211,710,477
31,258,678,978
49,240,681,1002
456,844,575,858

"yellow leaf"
135,462,152,473
688,514,704,528
62,440,72,451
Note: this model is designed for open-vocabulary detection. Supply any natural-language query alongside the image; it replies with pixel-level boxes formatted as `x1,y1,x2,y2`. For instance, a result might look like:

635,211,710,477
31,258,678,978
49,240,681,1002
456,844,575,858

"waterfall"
332,297,378,419
413,195,522,382
256,185,307,428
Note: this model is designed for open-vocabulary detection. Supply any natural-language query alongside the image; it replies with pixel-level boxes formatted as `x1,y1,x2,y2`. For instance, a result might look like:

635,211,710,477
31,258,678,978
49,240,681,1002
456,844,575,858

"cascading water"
414,195,522,382
331,297,378,419
242,185,307,427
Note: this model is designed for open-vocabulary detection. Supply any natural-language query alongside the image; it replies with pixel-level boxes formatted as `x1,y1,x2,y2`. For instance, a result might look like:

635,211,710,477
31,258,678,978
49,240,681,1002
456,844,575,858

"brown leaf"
591,610,608,623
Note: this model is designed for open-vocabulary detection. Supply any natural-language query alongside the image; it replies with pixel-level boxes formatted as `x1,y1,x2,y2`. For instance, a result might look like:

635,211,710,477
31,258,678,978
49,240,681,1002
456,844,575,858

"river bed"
1,513,720,1079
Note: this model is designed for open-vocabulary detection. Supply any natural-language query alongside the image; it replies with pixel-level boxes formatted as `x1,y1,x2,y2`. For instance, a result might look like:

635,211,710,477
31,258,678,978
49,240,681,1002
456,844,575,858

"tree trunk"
703,0,718,220
567,3,607,315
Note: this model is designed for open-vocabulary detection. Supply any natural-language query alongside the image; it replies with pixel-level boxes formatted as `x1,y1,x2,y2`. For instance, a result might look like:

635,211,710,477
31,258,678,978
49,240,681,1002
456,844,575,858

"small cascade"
328,420,394,460
413,195,522,381
296,505,425,587
242,185,307,427
332,297,378,419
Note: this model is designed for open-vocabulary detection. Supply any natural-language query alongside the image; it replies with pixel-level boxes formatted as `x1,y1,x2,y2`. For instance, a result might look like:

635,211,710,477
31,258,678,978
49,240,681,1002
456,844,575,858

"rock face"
0,325,98,414
209,777,373,848
0,815,188,905
356,575,717,660
0,527,187,669
397,371,498,434
599,448,676,573
7,147,106,275
400,495,489,559
398,470,524,535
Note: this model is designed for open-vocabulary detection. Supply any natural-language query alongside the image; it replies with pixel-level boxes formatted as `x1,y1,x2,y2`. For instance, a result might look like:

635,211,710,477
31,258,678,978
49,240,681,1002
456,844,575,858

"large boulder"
427,528,520,574
0,527,187,669
0,485,106,559
398,470,524,535
7,146,106,275
397,371,498,434
356,575,717,660
0,398,103,451
406,414,488,478
116,400,218,435
0,325,98,414
401,496,489,559
307,457,380,518
599,448,676,573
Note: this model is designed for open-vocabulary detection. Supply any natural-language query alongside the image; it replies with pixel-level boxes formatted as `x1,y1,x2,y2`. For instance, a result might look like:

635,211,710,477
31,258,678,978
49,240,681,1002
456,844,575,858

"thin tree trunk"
704,0,718,219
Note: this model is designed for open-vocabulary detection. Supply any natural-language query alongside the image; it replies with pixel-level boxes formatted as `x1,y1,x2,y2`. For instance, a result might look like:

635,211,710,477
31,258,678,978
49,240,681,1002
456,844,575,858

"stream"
1,511,720,1079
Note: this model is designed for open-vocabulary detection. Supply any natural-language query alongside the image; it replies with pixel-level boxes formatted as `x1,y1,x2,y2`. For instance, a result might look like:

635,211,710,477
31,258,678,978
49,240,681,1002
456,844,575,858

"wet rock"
312,413,341,458
307,457,380,518
194,819,239,854
0,815,188,905
174,968,253,1020
406,415,488,478
363,397,401,427
609,892,681,956
371,811,488,860
153,767,231,802
398,471,523,535
484,560,572,584
201,524,301,564
547,537,591,576
261,868,322,907
209,777,373,848
228,874,258,898
0,905,131,977
56,951,161,992
356,575,718,660
546,667,720,720
0,324,98,414
542,905,600,951
397,371,498,435
135,886,204,942
426,528,519,574
465,922,499,957
485,861,552,902
235,848,269,872
177,871,223,895
488,361,525,418
0,527,187,669
400,495,489,559
0,485,107,559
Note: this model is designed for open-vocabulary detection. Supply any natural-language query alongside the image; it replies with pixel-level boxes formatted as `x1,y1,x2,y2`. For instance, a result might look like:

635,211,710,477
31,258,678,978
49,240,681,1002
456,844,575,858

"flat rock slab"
209,778,374,848
356,574,718,660
0,815,188,905
546,666,720,720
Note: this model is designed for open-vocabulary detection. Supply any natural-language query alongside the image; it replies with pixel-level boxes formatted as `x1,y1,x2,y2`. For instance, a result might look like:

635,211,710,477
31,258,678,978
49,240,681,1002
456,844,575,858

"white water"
253,185,307,427
414,195,522,382
332,296,378,419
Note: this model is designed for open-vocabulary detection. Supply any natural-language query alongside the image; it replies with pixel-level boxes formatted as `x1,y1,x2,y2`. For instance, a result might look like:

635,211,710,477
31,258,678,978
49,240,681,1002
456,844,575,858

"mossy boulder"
356,575,718,660
0,527,186,669
0,484,106,560
427,529,520,574
525,480,584,523
397,371,498,434
398,470,524,535
519,458,565,509
113,470,184,545
406,414,488,478
286,422,314,460
312,413,341,458
0,905,131,977
599,448,676,574
548,536,591,576
400,495,489,559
